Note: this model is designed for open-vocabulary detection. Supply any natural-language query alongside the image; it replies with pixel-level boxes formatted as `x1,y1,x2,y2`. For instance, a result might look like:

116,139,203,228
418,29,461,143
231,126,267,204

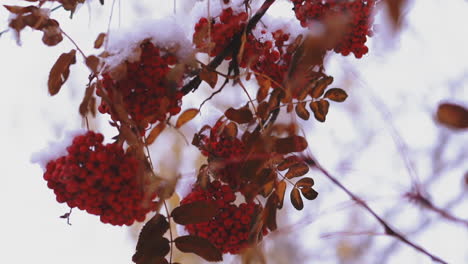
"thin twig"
61,29,87,58
303,153,448,264
163,201,174,264
181,0,277,95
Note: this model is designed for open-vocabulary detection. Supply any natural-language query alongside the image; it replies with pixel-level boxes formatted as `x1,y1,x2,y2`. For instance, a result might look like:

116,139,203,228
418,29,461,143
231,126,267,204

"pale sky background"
1,0,467,263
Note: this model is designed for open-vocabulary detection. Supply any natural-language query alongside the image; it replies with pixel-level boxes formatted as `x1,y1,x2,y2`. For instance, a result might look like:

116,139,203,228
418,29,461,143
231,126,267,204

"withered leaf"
48,49,76,96
264,193,278,231
223,122,238,138
290,188,304,210
94,33,106,49
277,155,301,171
85,55,100,73
225,107,253,124
276,180,287,209
274,135,308,154
285,163,309,179
146,122,166,145
136,214,169,250
174,235,223,262
171,201,218,225
295,177,315,188
196,164,211,190
310,99,329,122
436,103,468,129
261,180,275,197
310,76,333,98
79,83,95,116
200,67,218,88
300,187,318,200
175,108,199,128
295,101,310,120
324,88,348,102
256,75,271,102
257,101,269,120
3,5,34,14
134,215,171,264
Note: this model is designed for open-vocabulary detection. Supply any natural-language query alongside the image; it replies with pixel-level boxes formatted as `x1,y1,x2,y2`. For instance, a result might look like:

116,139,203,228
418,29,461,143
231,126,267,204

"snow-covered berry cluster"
98,41,184,132
181,180,262,254
43,131,157,226
291,0,376,58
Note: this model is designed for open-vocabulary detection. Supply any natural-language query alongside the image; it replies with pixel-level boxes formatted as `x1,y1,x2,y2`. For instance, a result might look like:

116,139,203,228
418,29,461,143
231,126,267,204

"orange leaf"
175,108,199,128
94,33,106,49
436,103,468,129
171,201,218,225
256,75,271,102
310,99,329,122
174,235,223,262
324,88,348,102
225,107,253,124
222,122,238,138
146,122,166,145
290,188,303,210
48,49,76,96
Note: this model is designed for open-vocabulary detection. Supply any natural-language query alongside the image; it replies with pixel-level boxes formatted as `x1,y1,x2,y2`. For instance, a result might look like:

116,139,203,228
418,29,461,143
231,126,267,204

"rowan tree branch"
181,0,277,95
303,153,449,264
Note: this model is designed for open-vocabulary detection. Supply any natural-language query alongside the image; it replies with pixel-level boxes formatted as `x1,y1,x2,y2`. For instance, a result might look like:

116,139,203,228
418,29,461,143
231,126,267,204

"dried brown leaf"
310,99,329,122
48,49,76,96
264,194,278,231
290,188,303,210
295,101,310,120
274,136,308,154
436,103,468,129
171,201,218,225
94,33,106,49
85,55,100,73
225,107,253,124
295,177,315,188
146,122,166,145
200,67,218,88
175,108,199,128
285,163,309,179
300,187,318,200
276,180,287,209
174,235,223,262
256,75,271,102
324,88,348,102
133,216,170,264
79,83,95,116
257,102,269,120
223,122,238,138
277,155,301,171
311,76,333,99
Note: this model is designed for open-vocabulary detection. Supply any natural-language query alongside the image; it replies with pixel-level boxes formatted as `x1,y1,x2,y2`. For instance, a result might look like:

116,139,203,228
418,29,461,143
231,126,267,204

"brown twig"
303,153,448,264
181,0,277,95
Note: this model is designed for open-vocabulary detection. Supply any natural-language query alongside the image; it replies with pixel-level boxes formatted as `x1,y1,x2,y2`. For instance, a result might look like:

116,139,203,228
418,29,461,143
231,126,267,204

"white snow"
30,128,87,171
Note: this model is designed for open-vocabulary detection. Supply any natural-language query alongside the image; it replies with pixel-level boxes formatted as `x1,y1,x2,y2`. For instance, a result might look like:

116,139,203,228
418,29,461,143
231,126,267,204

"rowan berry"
43,131,157,226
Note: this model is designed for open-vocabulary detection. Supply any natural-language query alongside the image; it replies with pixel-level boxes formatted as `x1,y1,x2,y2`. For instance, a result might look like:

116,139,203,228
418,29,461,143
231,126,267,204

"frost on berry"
180,181,263,254
290,0,376,58
43,131,157,226
97,40,185,133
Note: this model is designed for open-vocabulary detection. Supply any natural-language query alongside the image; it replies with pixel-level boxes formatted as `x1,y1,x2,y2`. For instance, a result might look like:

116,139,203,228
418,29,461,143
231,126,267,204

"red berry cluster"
194,9,298,90
181,181,262,254
291,0,376,58
198,121,246,189
250,30,294,89
43,131,157,226
194,8,248,57
98,41,183,132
